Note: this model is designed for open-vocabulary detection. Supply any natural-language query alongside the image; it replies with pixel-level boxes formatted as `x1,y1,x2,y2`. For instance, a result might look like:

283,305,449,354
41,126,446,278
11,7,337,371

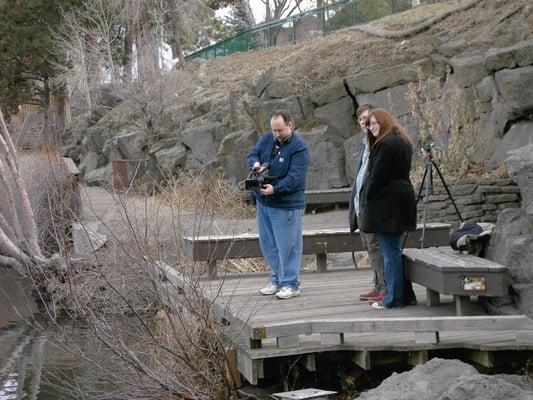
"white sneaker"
259,283,279,295
275,286,301,299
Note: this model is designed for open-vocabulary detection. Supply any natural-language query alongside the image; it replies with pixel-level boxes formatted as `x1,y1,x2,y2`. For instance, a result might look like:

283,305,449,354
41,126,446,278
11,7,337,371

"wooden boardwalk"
192,266,533,384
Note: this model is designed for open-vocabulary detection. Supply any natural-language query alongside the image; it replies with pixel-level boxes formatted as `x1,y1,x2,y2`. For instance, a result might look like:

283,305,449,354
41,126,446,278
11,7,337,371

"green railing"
186,0,442,61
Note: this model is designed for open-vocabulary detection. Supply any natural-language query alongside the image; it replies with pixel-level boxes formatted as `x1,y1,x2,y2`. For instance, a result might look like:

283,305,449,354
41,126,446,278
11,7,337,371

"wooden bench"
183,223,450,278
305,188,351,208
246,188,352,208
403,247,510,316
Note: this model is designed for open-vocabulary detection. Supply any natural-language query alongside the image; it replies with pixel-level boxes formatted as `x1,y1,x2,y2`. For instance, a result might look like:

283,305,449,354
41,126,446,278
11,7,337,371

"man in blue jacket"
246,110,310,299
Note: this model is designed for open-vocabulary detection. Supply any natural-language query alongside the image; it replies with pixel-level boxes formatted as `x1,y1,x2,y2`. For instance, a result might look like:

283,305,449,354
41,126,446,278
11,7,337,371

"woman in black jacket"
359,109,417,309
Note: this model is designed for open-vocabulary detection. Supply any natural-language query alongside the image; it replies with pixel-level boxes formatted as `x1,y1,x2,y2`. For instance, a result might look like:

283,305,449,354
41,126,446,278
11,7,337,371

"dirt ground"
80,185,361,271
81,185,351,237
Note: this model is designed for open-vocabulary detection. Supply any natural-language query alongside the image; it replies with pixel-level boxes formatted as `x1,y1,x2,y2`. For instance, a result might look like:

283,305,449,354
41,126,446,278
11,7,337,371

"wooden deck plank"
174,263,533,376
158,257,533,388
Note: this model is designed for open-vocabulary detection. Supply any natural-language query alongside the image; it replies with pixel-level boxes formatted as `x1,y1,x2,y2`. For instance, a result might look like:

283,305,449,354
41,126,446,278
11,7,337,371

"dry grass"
406,70,509,185
185,0,531,96
159,170,254,219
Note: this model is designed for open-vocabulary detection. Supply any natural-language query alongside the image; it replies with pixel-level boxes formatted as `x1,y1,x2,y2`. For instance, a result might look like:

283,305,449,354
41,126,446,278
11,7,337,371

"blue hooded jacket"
246,131,310,209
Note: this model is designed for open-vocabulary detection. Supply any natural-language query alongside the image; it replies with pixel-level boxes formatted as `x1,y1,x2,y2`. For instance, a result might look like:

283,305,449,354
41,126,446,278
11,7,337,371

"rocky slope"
62,0,533,189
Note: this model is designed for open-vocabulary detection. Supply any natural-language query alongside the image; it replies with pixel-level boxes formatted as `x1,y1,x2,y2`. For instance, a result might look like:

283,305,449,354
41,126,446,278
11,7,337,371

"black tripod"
415,142,463,248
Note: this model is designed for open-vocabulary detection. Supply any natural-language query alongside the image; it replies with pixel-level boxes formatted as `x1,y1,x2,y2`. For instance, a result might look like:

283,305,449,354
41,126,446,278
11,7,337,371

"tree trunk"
170,12,185,65
135,28,159,80
54,88,67,137
123,28,133,83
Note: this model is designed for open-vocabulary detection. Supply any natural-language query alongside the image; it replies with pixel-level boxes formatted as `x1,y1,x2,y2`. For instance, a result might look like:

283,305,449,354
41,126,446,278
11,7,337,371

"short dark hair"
356,104,378,117
271,110,291,124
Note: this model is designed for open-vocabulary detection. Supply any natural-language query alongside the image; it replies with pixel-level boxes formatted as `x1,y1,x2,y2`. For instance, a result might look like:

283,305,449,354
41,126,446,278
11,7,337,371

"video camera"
244,163,274,191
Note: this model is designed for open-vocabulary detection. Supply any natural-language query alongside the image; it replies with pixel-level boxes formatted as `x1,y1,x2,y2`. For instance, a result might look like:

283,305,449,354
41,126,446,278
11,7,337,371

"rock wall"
484,144,533,317
62,39,533,191
417,178,521,226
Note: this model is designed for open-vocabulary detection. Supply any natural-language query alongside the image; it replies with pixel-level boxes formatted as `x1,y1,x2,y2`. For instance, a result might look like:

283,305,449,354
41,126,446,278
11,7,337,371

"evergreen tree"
0,0,80,117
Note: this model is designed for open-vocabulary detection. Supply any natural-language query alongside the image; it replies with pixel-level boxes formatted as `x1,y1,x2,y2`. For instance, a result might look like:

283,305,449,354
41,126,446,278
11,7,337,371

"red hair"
366,108,412,150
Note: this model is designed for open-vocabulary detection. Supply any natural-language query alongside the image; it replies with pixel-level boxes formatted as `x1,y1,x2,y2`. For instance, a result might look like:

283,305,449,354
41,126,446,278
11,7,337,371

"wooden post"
207,259,217,279
237,349,263,385
316,241,328,272
303,354,316,372
353,351,371,370
407,350,428,366
454,295,471,316
426,289,440,306
316,253,328,273
463,349,494,368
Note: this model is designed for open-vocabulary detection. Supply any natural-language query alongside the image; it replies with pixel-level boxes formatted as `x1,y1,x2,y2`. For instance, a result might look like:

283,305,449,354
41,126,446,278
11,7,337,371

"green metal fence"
186,0,442,61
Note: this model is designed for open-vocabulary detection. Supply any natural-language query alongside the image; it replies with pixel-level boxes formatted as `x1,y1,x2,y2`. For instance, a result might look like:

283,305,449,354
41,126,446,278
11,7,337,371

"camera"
245,163,274,191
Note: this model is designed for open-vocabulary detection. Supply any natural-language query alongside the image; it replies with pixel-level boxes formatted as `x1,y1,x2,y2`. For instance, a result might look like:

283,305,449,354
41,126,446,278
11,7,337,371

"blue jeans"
376,232,404,307
256,202,304,289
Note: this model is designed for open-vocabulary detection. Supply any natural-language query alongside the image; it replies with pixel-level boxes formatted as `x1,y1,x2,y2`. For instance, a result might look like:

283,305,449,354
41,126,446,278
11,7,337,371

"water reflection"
0,268,74,400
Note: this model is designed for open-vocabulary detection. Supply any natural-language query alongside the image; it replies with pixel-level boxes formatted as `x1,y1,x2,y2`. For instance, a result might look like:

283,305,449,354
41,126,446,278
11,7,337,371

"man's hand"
259,184,274,196
253,162,266,173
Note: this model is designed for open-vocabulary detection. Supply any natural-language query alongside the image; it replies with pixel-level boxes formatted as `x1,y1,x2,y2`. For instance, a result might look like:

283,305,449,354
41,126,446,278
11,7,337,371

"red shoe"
368,293,385,302
359,290,379,301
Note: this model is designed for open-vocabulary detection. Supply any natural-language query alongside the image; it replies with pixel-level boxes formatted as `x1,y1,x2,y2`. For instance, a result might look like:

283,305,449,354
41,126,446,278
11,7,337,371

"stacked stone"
416,178,521,225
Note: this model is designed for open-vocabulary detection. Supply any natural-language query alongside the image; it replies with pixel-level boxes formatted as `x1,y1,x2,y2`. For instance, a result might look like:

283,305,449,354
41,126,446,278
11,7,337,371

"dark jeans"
376,232,404,307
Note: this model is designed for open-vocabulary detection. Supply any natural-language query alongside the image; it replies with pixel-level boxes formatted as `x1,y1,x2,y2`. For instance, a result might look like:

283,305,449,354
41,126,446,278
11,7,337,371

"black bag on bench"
450,222,494,256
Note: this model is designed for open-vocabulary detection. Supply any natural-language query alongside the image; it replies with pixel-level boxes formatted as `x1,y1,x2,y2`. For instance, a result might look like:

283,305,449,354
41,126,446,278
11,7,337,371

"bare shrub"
407,73,507,184
33,175,246,399
18,150,80,256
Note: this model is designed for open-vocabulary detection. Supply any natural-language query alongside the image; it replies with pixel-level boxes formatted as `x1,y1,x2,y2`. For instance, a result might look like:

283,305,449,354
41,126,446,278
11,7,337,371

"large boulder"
484,39,533,72
495,66,533,115
152,143,187,173
313,97,356,139
505,143,533,215
488,121,533,166
82,125,107,154
356,83,413,118
309,80,347,107
181,124,221,169
483,144,533,316
217,130,260,184
84,165,112,186
484,208,533,316
115,131,146,160
345,64,418,94
79,151,107,175
257,96,307,130
358,358,533,400
343,133,361,184
299,125,347,189
450,55,490,88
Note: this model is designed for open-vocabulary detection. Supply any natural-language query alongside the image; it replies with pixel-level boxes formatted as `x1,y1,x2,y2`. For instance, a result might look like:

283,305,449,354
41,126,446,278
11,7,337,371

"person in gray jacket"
348,104,386,302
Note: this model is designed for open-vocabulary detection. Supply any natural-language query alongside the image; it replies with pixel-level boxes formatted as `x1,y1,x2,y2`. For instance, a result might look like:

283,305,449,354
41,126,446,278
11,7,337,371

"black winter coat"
359,130,416,233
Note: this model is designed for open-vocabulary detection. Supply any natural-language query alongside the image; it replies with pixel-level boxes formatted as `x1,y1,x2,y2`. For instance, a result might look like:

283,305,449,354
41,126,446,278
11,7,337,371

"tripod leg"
415,163,428,203
432,161,463,222
420,162,432,249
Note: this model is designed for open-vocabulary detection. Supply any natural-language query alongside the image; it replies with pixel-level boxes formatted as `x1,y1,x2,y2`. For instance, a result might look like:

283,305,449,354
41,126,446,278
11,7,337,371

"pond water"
0,268,79,400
